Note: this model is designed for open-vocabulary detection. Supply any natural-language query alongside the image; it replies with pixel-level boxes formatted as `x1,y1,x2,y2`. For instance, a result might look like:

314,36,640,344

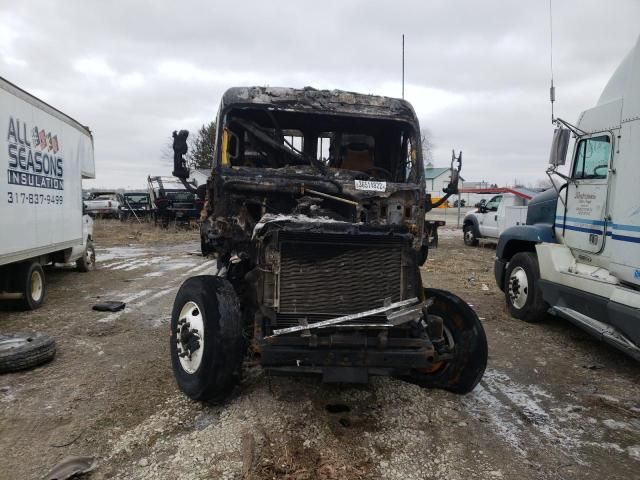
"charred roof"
221,86,419,124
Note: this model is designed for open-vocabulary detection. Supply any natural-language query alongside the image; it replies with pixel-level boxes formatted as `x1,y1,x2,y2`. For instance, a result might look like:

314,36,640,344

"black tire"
417,246,428,266
17,262,46,310
407,288,488,394
432,228,439,248
463,224,479,246
170,275,245,402
76,239,96,272
0,332,56,373
504,252,548,323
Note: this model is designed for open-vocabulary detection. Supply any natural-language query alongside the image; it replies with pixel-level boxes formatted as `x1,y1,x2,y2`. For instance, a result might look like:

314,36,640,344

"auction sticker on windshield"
355,180,386,192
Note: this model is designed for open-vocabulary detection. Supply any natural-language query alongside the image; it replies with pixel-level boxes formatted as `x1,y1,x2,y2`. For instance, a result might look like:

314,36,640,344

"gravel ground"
0,221,638,479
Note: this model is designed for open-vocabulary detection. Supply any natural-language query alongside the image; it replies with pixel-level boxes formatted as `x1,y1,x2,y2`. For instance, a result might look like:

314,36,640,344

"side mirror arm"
426,150,463,211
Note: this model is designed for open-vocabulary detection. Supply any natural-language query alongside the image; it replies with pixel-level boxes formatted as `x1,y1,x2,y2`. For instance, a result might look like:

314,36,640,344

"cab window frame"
571,133,612,181
485,195,502,212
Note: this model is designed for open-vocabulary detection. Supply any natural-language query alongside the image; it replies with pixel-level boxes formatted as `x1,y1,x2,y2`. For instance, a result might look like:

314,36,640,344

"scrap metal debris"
92,301,126,312
42,455,96,480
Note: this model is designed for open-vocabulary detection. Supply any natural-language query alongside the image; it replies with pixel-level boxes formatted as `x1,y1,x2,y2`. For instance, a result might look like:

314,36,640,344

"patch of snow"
463,368,632,466
603,419,630,430
628,446,640,462
96,247,150,263
252,213,345,238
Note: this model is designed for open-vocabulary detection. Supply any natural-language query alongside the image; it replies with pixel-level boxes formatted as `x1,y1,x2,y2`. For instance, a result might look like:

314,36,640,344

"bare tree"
534,177,554,190
421,128,434,166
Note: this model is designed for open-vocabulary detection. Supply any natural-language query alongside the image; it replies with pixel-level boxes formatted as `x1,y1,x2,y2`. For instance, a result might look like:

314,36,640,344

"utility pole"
402,34,405,99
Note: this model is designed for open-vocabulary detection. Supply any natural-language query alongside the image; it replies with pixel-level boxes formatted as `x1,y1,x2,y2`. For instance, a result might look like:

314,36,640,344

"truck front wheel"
407,288,488,394
504,252,548,323
170,275,245,402
17,262,46,310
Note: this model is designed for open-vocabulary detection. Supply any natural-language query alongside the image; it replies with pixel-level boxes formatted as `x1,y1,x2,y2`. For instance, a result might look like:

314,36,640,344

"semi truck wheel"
407,288,488,394
417,246,429,266
463,224,479,246
17,262,46,310
170,275,245,402
505,252,548,323
77,240,96,272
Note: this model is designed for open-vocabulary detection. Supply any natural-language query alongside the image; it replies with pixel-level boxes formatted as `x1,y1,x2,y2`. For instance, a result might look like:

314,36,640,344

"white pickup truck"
84,191,120,218
462,189,537,246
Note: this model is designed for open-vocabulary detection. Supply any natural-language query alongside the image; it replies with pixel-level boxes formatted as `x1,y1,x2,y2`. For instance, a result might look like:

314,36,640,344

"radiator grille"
278,239,402,315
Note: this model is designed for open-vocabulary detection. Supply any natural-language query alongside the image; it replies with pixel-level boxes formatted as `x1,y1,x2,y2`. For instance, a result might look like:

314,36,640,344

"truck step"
550,306,640,361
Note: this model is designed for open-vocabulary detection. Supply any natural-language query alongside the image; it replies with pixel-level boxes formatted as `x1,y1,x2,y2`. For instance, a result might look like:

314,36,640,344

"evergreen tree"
188,121,216,170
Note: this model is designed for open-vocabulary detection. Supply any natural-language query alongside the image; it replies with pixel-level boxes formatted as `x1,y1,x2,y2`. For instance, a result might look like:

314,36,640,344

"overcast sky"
1,1,638,189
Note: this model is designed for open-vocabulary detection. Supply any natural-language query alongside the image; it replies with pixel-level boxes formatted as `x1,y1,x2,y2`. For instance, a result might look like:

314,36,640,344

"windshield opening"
221,108,420,183
165,191,195,202
124,194,149,204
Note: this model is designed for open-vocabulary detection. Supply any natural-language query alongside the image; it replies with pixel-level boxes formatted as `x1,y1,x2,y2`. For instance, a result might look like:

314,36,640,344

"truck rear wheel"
407,288,488,394
463,224,479,246
17,262,46,310
505,252,548,322
170,275,245,402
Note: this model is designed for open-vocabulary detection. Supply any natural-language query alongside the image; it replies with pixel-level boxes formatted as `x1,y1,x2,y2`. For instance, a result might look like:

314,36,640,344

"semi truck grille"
278,236,404,316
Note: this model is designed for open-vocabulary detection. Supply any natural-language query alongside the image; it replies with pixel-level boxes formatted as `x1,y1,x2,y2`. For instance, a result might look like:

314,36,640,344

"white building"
424,163,464,199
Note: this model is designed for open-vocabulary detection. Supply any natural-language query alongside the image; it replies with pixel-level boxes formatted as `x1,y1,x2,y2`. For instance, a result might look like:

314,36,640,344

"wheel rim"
0,336,33,352
464,229,474,243
176,301,204,374
31,270,43,302
508,266,529,309
422,325,455,373
86,246,96,268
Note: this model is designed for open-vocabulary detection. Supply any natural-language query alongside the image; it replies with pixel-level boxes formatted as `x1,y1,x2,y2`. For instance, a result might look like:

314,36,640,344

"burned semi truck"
170,87,487,402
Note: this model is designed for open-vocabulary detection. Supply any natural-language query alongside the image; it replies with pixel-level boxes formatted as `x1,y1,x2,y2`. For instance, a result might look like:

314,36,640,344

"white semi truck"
0,77,96,310
495,34,640,360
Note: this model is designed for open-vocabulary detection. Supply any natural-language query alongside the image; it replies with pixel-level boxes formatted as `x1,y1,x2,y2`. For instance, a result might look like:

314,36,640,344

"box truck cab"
0,77,96,309
494,34,640,360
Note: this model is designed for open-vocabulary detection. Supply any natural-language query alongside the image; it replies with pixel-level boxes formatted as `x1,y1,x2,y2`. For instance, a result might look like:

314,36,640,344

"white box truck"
0,77,96,309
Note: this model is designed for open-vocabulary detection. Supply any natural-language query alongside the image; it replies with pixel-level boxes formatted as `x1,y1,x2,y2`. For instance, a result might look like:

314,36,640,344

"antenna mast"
402,34,405,99
549,0,555,123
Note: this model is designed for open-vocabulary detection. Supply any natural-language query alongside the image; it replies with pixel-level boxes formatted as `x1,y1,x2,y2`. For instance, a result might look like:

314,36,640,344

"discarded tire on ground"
170,275,245,402
406,288,488,394
0,332,56,373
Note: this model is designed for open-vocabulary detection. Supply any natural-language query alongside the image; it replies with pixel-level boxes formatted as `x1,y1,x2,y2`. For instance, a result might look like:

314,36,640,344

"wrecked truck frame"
169,87,487,401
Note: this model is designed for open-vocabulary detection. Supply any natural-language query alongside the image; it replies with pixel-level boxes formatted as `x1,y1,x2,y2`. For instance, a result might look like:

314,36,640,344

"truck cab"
463,191,532,246
167,86,487,402
494,34,640,360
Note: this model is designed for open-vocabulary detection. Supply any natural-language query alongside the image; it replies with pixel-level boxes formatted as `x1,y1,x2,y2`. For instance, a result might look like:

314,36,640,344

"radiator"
277,234,404,316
